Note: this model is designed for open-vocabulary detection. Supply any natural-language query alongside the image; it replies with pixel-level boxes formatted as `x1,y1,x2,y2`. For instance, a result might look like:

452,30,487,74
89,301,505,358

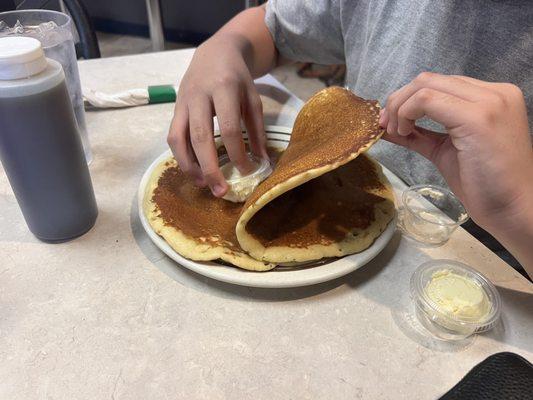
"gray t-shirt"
265,0,533,187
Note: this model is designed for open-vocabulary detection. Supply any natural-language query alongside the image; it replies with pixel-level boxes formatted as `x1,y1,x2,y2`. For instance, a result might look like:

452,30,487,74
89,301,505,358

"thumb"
382,127,448,164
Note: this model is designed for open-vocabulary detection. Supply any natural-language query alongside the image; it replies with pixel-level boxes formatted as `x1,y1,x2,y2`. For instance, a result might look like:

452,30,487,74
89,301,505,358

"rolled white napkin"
83,85,177,109
83,88,150,108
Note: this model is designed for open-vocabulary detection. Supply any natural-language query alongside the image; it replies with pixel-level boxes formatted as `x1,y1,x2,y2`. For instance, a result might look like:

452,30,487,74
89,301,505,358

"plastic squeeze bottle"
0,36,97,241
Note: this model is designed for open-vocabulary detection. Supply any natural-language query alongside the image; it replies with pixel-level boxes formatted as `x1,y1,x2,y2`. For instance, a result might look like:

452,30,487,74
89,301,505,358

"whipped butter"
425,269,490,319
411,260,501,340
219,154,272,203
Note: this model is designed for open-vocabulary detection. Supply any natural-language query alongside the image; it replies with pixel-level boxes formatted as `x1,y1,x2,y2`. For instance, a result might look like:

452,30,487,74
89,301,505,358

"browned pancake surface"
153,162,243,251
152,148,282,253
242,87,383,212
148,87,390,267
246,154,389,247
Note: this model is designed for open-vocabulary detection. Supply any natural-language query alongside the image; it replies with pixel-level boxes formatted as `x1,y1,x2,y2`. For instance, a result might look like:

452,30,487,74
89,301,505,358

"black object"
0,0,15,12
440,352,533,400
12,0,100,59
61,0,100,59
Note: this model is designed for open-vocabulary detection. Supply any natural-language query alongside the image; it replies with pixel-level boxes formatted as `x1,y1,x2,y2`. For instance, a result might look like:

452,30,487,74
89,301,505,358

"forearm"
209,6,277,78
487,190,533,279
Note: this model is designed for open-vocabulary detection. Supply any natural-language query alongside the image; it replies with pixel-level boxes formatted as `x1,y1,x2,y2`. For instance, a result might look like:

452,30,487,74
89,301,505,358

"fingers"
454,76,527,109
167,104,205,186
383,127,447,163
451,75,497,89
384,72,488,135
213,88,255,174
384,128,465,200
188,96,228,197
395,88,475,136
242,86,269,160
170,81,268,199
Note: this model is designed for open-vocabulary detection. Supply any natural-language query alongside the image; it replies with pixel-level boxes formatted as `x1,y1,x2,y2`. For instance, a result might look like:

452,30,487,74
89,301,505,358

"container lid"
0,36,47,80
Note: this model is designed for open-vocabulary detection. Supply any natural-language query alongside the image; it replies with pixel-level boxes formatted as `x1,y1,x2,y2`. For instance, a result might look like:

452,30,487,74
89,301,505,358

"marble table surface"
1,49,531,400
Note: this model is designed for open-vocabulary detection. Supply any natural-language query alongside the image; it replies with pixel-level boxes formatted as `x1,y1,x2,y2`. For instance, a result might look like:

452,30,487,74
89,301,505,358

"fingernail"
212,184,225,197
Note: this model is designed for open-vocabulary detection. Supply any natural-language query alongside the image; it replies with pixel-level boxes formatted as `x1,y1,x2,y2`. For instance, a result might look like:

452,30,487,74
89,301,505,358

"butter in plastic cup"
410,260,501,341
219,152,272,203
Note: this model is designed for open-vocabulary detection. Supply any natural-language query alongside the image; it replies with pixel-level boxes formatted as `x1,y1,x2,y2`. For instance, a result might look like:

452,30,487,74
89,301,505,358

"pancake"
236,86,394,263
143,149,281,271
143,159,270,270
144,86,395,270
241,154,394,262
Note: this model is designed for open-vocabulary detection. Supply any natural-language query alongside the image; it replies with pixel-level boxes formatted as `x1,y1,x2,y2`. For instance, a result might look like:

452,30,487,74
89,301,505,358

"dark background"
83,0,244,45
2,0,246,45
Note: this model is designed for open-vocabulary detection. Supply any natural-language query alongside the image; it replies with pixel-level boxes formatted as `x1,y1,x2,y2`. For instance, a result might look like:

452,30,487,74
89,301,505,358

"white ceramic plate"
138,126,398,288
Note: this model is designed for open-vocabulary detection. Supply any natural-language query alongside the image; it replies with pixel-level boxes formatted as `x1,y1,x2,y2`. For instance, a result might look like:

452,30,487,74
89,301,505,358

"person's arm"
217,5,278,78
492,202,533,276
380,73,533,277
167,6,276,197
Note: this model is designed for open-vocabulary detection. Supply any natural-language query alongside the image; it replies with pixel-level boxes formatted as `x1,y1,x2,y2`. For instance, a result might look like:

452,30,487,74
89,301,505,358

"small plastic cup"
400,184,468,245
410,260,501,341
219,152,272,203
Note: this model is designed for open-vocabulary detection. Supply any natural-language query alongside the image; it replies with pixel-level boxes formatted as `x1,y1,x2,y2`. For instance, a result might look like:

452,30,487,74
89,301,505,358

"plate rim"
137,125,398,288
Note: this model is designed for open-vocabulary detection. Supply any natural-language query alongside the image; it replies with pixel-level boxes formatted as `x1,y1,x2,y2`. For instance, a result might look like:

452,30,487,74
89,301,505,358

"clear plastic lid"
219,152,272,203
410,260,501,340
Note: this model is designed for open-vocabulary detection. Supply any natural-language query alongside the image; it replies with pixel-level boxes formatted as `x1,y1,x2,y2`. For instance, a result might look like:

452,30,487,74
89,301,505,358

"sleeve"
265,0,345,65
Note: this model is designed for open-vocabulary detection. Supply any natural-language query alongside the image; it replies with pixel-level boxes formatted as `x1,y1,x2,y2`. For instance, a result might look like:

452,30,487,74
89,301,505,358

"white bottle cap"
0,36,48,80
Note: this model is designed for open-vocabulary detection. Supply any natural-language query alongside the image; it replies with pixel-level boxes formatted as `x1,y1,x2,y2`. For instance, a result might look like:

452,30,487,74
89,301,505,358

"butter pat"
425,269,490,319
219,154,272,203
411,260,501,340
220,160,256,181
221,161,261,203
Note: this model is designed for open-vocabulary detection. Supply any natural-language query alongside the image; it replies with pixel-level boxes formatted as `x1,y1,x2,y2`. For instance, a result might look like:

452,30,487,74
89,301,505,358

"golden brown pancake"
245,155,392,248
144,86,395,270
236,87,394,263
143,148,281,271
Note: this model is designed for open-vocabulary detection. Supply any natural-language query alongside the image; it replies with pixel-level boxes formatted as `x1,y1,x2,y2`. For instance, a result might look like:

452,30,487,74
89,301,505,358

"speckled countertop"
1,49,531,400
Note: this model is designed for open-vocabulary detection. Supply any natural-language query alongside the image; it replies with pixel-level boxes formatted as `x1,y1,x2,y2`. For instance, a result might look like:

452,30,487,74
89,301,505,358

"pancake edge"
143,157,276,271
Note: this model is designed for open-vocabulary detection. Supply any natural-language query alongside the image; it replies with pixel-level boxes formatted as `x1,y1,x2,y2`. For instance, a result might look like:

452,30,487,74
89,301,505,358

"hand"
167,35,268,197
380,72,533,238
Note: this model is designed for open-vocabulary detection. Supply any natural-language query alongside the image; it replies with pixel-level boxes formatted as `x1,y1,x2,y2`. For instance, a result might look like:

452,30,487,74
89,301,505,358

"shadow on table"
389,279,533,353
131,193,400,302
486,286,533,352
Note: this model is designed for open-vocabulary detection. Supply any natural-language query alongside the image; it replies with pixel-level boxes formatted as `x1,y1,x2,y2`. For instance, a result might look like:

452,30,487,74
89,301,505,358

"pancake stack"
143,87,395,271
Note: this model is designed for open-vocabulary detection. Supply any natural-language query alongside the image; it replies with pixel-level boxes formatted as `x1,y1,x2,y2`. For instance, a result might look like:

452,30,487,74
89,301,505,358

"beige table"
1,49,531,400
